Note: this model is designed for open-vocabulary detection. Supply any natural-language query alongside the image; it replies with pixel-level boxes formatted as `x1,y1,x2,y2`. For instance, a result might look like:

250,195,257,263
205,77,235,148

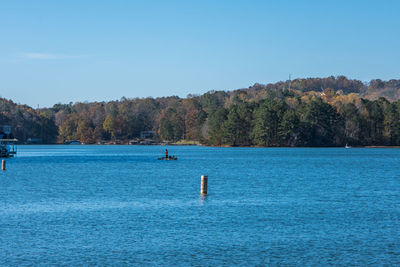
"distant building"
140,131,156,139
0,125,17,158
139,140,155,145
26,138,41,144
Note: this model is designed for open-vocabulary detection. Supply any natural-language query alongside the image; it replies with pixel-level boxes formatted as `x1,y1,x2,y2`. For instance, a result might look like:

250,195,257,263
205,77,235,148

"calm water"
0,145,399,266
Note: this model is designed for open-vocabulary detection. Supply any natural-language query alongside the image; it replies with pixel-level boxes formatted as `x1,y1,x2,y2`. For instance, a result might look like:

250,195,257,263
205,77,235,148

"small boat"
345,143,351,148
158,156,178,160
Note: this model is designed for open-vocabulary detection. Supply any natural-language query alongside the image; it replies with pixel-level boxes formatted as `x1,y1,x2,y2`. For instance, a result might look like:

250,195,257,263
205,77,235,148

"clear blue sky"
0,0,399,107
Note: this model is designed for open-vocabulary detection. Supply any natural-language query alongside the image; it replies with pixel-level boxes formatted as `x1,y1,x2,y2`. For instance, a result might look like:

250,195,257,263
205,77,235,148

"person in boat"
165,149,168,158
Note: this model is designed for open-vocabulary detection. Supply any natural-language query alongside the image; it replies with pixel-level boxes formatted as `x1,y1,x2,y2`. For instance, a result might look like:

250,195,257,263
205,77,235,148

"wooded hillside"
1,76,400,146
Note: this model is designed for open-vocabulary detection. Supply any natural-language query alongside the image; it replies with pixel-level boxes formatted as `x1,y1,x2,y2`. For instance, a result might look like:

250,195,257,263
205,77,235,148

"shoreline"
16,143,400,148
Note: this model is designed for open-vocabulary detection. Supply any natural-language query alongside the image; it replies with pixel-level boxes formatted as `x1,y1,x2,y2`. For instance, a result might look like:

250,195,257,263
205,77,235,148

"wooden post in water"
1,160,5,171
201,175,208,195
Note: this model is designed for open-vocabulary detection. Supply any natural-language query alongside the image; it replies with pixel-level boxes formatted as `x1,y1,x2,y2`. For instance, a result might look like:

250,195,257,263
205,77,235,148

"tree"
301,98,342,146
278,109,299,146
159,107,184,141
76,119,95,144
222,103,253,146
383,101,400,145
251,101,280,146
340,103,361,145
103,114,125,140
206,108,228,145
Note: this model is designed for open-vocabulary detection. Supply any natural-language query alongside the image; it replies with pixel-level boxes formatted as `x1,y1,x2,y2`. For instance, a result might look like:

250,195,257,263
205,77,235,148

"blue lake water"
0,145,399,265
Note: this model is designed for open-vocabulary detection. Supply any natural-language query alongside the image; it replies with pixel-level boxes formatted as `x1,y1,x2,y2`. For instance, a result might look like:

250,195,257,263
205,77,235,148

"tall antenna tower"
288,74,292,90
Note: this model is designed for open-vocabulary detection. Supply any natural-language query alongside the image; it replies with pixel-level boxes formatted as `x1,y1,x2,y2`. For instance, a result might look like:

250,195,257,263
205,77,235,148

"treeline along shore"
1,76,400,147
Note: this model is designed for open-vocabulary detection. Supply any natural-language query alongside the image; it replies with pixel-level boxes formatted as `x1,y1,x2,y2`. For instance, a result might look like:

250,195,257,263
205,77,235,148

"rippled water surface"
1,145,400,265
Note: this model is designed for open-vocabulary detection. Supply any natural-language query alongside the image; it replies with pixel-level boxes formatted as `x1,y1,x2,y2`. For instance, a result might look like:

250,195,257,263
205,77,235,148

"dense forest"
1,76,400,146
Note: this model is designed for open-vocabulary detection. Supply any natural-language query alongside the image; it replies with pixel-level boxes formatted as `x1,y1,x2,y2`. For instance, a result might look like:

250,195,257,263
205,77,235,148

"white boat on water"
345,144,351,148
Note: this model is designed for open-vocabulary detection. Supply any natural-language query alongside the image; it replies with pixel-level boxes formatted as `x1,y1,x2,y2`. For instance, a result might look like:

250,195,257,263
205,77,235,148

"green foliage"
159,107,184,141
199,91,227,114
301,98,343,146
206,108,228,145
251,100,284,146
103,114,125,140
222,103,253,146
339,103,361,145
278,109,299,146
0,98,59,143
2,76,400,146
